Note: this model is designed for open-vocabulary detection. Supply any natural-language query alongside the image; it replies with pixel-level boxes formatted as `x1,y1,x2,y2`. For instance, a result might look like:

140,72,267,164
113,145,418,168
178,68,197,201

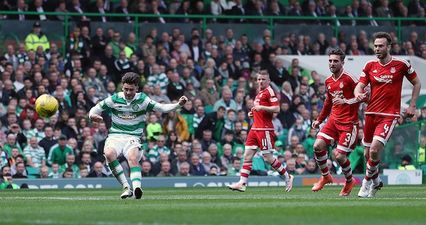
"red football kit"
316,71,360,153
246,86,279,151
359,57,417,146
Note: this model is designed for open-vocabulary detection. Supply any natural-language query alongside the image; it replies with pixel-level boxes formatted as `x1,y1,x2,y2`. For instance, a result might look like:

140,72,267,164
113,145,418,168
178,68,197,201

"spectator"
3,133,23,158
10,0,27,21
201,151,219,173
147,136,171,164
213,87,238,112
141,160,154,177
166,72,185,102
47,135,73,166
88,161,108,177
12,162,27,179
176,161,191,176
170,150,189,175
25,21,50,54
59,154,80,178
40,165,49,178
24,136,46,169
90,0,108,22
156,161,173,177
375,0,393,26
0,173,20,189
28,0,48,21
48,163,61,178
114,0,132,23
38,126,57,158
189,153,206,176
196,105,226,140
303,159,318,174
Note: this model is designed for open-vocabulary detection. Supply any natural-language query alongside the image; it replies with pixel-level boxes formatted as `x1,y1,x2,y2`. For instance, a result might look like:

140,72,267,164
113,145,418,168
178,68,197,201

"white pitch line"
1,196,426,201
0,218,199,225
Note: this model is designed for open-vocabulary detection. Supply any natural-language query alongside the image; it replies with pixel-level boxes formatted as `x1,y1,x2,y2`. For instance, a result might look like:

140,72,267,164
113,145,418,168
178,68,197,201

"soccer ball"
35,94,59,118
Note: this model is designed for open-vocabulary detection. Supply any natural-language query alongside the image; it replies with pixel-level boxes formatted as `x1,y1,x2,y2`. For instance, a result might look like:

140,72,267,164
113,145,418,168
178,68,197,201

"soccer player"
354,32,421,198
227,71,294,192
311,48,361,196
89,72,188,199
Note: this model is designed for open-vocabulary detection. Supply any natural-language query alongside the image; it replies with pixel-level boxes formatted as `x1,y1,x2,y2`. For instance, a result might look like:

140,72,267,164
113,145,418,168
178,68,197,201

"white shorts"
104,134,143,161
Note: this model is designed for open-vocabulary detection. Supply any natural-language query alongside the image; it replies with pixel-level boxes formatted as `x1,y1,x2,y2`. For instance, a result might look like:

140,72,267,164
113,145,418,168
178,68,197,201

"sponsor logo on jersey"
119,112,136,120
339,82,344,89
372,69,378,73
328,85,331,90
390,67,396,73
330,90,343,98
373,75,393,84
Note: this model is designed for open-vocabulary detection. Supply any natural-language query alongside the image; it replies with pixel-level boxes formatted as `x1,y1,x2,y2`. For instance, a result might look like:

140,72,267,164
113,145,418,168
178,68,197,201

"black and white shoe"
134,187,143,199
120,186,133,199
368,180,383,198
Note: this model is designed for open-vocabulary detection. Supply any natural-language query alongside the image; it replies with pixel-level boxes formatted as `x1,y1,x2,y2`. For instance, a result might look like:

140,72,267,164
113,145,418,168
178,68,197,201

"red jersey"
359,57,417,117
252,86,279,130
317,71,359,124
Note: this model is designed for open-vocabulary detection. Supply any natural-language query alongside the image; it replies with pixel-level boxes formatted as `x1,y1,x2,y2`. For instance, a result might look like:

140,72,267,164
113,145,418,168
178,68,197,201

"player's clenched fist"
311,120,321,129
248,110,253,118
178,96,188,106
90,114,103,123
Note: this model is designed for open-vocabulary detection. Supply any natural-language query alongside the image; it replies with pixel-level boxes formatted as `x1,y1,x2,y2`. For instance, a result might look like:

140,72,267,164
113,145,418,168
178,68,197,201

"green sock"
108,160,129,188
130,166,142,189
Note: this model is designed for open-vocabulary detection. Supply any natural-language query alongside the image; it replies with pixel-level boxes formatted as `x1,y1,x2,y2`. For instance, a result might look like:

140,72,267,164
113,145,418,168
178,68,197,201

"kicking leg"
105,148,131,199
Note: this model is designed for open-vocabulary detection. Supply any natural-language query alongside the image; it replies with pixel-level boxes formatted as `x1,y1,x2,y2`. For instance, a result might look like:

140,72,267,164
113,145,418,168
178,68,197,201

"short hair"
373,32,392,46
257,70,270,78
327,47,345,61
121,72,140,86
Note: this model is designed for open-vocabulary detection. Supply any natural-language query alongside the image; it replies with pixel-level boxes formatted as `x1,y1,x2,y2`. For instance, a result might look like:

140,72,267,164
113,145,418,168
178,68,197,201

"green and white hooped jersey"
99,92,156,136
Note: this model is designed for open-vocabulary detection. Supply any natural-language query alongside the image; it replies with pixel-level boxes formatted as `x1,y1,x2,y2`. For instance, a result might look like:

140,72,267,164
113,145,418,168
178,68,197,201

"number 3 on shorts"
342,133,351,146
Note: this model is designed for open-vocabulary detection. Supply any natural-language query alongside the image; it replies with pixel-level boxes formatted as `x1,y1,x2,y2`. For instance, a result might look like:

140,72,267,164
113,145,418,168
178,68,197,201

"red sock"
339,159,352,182
314,150,329,175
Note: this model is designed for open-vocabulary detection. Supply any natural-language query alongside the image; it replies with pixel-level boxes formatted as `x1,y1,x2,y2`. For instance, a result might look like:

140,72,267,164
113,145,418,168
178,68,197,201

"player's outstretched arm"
89,104,104,122
406,76,421,118
153,96,188,113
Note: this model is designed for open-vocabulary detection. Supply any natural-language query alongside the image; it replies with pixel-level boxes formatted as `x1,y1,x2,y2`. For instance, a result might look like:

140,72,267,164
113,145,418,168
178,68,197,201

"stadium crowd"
0,0,426,186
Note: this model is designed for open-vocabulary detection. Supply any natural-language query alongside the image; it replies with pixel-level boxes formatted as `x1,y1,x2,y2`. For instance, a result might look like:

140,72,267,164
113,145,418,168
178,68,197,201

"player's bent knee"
104,148,117,161
262,152,274,163
335,152,347,163
313,143,324,152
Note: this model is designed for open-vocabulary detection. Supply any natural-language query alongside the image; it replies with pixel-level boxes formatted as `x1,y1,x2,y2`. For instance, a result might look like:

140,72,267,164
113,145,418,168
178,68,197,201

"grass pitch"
0,185,425,225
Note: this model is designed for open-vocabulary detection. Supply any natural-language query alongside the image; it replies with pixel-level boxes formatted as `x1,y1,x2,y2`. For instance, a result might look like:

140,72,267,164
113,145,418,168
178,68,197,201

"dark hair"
231,157,241,163
373,32,392,46
257,70,270,77
121,72,140,86
327,47,346,61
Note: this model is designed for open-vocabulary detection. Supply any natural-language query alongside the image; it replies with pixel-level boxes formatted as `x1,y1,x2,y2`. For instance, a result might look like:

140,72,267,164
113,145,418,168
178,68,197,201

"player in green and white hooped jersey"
89,72,188,199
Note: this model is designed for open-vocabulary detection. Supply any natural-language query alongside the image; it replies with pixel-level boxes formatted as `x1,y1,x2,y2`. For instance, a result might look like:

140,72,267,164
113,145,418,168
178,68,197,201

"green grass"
0,186,425,225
